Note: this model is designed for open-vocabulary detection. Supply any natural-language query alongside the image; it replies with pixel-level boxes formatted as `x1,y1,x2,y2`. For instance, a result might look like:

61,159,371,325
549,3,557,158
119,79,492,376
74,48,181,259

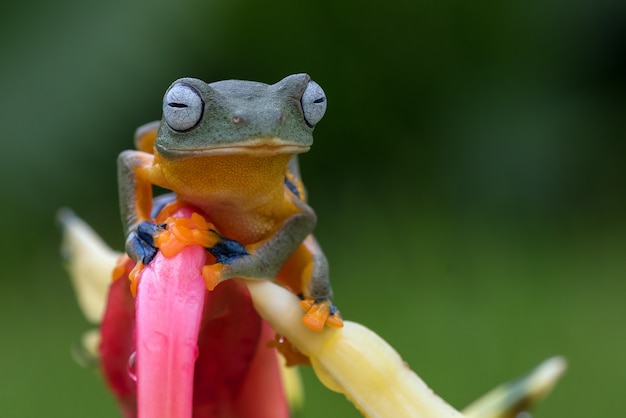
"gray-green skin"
117,74,334,305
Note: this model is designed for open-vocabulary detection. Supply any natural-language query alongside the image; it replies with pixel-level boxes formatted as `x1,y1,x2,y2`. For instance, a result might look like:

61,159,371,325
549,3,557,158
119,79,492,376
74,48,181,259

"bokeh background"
1,0,625,416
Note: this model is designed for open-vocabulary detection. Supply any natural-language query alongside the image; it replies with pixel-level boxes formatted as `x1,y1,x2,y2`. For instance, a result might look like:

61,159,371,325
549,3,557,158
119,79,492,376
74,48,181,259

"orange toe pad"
201,264,222,291
300,298,344,331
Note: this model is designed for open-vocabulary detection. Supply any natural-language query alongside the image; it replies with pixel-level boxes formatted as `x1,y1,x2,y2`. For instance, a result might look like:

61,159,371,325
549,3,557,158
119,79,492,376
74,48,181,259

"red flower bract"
99,206,288,418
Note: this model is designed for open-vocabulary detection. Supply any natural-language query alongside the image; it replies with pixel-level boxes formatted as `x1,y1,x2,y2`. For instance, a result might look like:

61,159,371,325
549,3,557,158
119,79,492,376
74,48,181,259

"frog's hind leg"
276,236,343,331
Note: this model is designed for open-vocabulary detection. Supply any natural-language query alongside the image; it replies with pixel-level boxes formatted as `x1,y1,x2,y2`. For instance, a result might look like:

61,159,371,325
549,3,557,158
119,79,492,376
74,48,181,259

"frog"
118,73,342,331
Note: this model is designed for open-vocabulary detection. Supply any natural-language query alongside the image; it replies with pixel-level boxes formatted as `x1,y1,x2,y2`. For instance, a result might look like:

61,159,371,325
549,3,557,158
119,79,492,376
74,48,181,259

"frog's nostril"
231,109,283,130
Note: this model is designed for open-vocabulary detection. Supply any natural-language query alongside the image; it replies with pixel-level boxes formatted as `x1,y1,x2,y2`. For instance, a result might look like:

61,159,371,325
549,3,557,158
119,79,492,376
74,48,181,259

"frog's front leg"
206,198,316,282
205,200,342,331
117,150,167,265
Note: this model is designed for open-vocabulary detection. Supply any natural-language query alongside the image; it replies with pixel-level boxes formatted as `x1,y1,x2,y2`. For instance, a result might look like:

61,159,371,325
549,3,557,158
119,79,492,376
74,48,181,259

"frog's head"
155,74,327,159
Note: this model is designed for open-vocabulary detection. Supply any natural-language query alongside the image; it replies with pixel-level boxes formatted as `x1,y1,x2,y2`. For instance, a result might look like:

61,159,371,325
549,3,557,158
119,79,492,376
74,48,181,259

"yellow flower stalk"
244,279,464,418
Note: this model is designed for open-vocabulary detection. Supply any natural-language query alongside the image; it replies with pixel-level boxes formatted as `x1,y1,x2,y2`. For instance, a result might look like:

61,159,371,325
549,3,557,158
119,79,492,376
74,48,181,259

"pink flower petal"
135,244,207,418
232,321,289,418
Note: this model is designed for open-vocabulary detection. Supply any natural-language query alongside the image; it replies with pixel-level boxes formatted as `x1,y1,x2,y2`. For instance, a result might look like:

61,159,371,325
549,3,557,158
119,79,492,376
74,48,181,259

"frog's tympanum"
118,74,342,331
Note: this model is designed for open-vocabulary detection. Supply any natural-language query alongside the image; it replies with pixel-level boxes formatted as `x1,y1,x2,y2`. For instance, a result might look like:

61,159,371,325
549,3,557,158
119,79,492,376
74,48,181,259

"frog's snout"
231,108,284,132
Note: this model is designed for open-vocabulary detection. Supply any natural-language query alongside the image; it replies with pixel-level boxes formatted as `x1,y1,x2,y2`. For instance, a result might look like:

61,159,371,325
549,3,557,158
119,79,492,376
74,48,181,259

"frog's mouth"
160,138,310,158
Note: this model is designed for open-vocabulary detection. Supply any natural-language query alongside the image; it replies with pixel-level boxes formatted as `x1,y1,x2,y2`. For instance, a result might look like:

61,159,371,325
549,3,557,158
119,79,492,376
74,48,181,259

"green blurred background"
1,0,625,416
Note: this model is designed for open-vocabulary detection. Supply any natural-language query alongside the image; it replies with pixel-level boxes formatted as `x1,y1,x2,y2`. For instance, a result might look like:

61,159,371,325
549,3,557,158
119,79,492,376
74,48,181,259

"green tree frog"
117,73,342,331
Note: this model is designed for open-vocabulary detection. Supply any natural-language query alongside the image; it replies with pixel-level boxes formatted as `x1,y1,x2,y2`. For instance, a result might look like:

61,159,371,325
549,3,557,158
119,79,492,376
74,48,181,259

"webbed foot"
127,221,166,265
300,298,343,331
207,232,249,263
202,233,250,290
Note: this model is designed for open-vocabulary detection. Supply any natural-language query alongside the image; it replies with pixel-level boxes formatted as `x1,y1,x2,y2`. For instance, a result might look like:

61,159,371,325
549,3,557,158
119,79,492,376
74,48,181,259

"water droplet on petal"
127,351,137,382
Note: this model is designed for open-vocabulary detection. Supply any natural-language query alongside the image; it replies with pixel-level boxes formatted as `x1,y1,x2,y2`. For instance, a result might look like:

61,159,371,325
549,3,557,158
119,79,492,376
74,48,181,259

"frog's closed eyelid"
163,83,204,132
301,81,327,127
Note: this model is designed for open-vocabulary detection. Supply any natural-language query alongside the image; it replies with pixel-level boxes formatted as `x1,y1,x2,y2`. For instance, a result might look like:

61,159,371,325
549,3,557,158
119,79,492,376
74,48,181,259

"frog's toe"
201,264,223,291
128,221,165,265
300,298,344,332
325,305,344,328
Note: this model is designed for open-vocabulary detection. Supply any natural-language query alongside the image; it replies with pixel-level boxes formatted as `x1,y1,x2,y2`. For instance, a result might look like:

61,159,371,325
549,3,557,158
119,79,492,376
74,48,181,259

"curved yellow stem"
244,279,464,418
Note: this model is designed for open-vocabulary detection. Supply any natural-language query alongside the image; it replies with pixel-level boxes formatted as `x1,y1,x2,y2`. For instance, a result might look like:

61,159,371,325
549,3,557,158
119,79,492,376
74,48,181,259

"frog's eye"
301,80,327,127
163,83,204,132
